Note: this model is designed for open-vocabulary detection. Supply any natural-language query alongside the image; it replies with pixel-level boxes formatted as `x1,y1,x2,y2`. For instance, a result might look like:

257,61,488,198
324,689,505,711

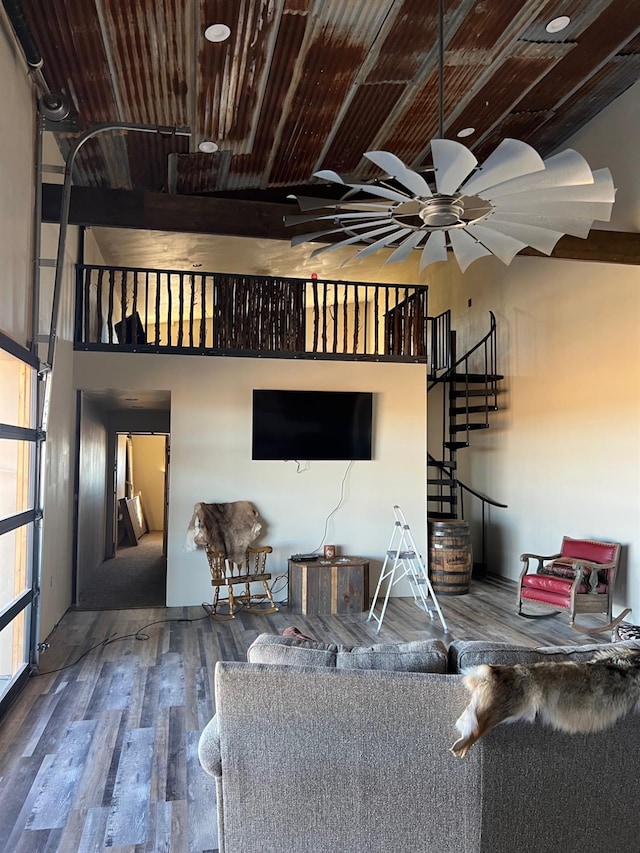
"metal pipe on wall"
46,122,191,376
1,0,41,67
1,0,49,92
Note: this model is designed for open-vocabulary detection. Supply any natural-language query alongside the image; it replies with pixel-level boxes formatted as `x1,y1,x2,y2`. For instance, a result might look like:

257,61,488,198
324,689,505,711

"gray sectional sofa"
198,633,640,853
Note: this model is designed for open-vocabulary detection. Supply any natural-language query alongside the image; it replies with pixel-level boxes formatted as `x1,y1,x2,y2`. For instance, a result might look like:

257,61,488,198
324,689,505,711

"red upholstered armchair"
517,537,630,634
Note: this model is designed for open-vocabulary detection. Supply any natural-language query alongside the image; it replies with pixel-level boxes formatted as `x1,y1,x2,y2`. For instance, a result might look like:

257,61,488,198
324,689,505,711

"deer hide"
185,501,262,565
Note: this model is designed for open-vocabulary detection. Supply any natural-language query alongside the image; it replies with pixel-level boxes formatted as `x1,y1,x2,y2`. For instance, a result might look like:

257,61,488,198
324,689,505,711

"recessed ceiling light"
546,15,570,33
457,127,475,138
198,140,219,153
204,23,231,42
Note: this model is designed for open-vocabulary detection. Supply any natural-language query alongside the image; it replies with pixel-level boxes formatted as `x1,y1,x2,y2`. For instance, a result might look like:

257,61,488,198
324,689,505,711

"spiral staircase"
427,310,506,574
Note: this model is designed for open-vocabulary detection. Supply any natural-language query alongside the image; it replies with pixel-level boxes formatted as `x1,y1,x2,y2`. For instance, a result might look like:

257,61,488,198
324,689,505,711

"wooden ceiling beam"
41,184,295,241
519,231,640,265
42,184,640,265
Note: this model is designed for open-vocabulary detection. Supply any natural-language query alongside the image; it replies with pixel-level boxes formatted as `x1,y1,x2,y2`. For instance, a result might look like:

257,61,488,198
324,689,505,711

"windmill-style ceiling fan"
287,2,615,274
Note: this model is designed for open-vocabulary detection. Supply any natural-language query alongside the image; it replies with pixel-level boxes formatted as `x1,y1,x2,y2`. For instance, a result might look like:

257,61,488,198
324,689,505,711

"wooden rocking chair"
206,545,278,620
517,536,630,634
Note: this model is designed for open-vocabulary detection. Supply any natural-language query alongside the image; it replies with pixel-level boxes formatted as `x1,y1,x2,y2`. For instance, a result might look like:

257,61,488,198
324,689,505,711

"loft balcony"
74,265,429,363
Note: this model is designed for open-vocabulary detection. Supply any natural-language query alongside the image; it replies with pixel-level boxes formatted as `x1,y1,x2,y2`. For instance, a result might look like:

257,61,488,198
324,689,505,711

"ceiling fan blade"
488,210,609,239
463,223,527,265
285,210,392,227
460,139,545,196
332,216,395,230
479,149,596,199
290,214,398,246
487,169,616,206
290,227,352,247
419,230,448,272
313,169,345,184
430,139,477,195
449,228,493,273
384,230,427,265
364,150,433,198
314,167,412,203
483,218,564,255
579,168,615,199
349,227,412,262
287,195,338,212
344,183,414,203
288,194,392,213
492,199,613,223
285,212,332,227
310,223,400,258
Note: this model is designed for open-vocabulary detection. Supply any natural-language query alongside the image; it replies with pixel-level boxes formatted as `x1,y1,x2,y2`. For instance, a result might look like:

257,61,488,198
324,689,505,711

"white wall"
73,353,427,605
130,434,166,530
425,82,640,623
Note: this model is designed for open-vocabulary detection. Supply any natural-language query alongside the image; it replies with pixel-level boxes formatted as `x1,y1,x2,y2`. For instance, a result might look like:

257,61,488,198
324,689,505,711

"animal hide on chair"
185,501,262,566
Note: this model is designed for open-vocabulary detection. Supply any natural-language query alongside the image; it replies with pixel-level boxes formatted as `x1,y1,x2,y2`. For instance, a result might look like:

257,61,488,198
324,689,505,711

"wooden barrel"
428,519,473,595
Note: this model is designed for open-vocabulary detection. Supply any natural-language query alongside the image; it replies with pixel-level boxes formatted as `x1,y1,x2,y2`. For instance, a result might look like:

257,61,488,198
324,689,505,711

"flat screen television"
252,390,373,461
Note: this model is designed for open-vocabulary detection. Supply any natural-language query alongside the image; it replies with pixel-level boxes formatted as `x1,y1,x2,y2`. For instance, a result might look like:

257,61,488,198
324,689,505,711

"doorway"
74,390,170,610
116,434,168,543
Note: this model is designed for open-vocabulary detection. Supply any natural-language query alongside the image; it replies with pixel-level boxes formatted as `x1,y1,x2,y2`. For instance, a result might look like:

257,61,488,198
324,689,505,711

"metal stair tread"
428,460,457,470
450,388,502,398
450,423,491,433
450,404,499,415
450,372,503,381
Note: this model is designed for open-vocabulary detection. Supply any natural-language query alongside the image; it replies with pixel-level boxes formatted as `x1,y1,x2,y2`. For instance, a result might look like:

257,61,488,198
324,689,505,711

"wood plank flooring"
0,579,614,852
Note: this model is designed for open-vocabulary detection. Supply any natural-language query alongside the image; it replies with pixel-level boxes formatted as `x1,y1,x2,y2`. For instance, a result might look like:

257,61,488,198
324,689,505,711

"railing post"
74,264,84,346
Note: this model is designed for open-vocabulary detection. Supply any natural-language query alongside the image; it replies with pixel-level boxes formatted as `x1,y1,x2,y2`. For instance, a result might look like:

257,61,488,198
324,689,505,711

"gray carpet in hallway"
76,530,166,610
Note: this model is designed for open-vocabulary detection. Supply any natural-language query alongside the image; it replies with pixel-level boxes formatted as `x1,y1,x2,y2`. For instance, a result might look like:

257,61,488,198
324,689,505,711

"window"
0,334,39,711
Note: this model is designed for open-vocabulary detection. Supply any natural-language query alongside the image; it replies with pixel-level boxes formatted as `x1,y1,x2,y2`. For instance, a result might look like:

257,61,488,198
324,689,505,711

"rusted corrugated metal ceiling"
21,0,640,198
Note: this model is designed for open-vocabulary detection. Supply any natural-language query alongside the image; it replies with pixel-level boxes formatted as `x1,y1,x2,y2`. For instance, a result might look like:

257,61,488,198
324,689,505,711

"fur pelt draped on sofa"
185,501,262,565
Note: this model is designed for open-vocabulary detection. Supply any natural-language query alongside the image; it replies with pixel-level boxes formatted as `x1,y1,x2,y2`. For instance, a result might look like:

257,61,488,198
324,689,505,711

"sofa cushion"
449,638,640,672
522,574,590,595
247,634,339,667
539,559,588,581
247,633,448,673
336,640,448,673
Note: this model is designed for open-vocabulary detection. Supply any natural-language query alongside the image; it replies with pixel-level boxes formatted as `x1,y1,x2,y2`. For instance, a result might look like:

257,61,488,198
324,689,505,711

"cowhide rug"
185,501,262,566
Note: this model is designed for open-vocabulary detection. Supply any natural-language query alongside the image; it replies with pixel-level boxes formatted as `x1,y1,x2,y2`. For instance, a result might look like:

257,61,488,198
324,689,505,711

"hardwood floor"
0,578,613,852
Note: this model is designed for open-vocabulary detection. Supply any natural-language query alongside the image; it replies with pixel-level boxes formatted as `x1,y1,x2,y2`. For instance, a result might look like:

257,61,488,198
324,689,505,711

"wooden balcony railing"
74,265,429,362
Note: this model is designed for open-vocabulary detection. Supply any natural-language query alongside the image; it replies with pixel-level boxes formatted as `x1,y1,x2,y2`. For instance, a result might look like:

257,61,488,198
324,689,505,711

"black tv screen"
252,390,373,461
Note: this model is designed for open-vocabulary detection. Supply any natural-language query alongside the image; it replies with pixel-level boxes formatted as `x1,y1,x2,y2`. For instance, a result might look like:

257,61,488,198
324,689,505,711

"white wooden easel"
367,505,448,634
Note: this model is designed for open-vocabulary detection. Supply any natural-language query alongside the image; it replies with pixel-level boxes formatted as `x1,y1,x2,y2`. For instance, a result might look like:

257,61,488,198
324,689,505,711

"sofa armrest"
198,713,221,778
